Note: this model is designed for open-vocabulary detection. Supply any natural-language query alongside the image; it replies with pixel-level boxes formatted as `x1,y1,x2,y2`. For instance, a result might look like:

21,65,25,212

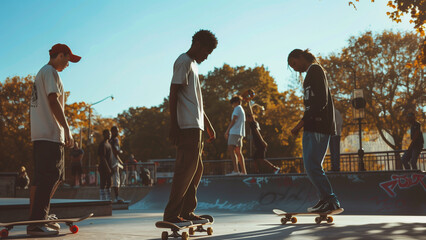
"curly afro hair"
192,29,218,51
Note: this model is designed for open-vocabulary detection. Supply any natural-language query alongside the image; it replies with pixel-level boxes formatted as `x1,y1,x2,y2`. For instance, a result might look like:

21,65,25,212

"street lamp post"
87,95,114,168
346,63,366,171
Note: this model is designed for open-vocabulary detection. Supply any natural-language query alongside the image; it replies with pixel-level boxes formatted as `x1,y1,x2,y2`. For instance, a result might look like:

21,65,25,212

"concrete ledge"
112,201,130,210
0,198,112,222
14,186,152,205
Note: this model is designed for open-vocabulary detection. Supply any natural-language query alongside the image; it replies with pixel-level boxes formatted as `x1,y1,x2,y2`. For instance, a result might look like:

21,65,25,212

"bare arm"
169,84,181,145
291,119,304,136
111,140,123,165
225,115,238,138
252,122,268,148
48,93,73,147
204,113,216,143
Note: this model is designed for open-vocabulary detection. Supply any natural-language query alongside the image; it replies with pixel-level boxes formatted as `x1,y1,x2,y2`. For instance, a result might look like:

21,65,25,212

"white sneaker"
47,214,60,230
226,171,240,176
27,224,59,236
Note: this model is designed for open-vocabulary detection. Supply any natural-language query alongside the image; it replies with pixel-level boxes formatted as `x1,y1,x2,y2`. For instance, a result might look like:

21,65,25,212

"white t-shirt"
229,105,246,136
30,64,65,144
171,53,204,130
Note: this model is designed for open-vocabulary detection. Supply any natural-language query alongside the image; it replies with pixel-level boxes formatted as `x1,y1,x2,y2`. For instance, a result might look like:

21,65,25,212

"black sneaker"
312,197,340,213
165,217,192,227
307,199,326,212
27,224,59,236
182,214,209,224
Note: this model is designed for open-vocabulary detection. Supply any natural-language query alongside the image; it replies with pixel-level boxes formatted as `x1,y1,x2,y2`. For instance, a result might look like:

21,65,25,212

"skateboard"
155,215,214,240
0,213,93,238
273,208,344,224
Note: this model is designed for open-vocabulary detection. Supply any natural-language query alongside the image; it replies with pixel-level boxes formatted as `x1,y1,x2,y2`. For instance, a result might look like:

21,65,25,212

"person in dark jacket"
288,49,341,213
402,112,424,170
98,129,113,201
247,113,280,174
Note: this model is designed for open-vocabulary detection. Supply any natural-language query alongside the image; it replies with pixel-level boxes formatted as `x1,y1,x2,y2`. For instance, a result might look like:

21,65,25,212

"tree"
117,106,173,162
320,30,424,169
349,0,426,65
0,76,102,177
201,64,302,160
116,64,304,164
0,76,33,174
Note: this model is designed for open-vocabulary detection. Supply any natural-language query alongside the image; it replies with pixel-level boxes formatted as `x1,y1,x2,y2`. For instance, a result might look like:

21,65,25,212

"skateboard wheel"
280,218,287,225
207,227,213,235
1,229,9,238
70,225,79,234
161,231,168,240
291,217,297,224
327,216,333,223
315,217,321,224
189,227,194,235
181,231,189,240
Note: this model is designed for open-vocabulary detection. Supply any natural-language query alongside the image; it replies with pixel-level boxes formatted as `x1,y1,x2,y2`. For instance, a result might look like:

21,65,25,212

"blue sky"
0,0,413,118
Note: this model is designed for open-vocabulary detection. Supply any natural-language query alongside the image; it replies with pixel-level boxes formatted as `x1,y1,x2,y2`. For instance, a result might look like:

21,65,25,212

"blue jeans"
329,135,341,171
303,131,335,200
402,148,421,170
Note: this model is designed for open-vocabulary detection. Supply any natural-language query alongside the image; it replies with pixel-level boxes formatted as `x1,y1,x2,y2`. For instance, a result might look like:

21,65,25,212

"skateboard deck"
155,215,214,240
273,208,344,224
0,213,93,238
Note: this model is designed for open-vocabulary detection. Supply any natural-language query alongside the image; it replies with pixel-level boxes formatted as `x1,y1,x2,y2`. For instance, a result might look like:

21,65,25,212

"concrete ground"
2,209,425,240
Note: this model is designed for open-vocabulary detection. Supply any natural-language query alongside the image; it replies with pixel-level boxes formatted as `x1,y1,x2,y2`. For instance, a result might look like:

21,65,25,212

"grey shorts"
228,134,243,147
112,166,121,187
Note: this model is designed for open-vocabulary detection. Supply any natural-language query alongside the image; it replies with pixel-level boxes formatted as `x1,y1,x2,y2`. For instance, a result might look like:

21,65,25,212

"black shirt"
98,139,113,171
302,64,336,135
411,121,424,150
249,120,266,150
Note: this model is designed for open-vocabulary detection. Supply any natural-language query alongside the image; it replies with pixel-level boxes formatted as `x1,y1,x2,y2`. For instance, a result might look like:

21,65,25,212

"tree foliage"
349,0,426,65
117,106,172,162
0,76,33,174
116,64,304,162
0,76,107,174
320,30,424,169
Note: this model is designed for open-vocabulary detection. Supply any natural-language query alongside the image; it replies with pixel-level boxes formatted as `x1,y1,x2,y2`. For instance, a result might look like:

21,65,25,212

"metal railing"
151,149,426,177
64,162,156,187
64,149,425,185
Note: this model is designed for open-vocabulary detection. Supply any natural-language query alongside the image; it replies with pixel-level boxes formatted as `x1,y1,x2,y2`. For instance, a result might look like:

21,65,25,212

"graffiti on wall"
379,173,426,198
243,177,270,188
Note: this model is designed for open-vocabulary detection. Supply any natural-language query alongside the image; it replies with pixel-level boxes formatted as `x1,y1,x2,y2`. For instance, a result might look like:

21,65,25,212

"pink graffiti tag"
379,174,426,198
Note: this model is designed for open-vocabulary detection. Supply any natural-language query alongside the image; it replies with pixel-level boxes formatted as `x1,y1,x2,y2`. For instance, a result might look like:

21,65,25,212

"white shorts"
228,134,243,147
112,166,120,187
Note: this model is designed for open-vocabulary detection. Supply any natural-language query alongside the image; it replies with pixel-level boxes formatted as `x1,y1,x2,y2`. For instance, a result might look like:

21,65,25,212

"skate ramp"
130,171,426,215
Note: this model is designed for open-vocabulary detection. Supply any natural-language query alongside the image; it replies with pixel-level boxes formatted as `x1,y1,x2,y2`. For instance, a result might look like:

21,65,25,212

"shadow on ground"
149,222,425,240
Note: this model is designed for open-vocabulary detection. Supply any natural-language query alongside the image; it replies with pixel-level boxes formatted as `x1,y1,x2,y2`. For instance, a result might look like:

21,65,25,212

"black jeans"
30,141,64,220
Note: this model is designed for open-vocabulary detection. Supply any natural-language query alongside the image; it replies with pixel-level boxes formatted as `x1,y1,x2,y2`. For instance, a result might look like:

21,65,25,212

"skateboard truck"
157,215,214,240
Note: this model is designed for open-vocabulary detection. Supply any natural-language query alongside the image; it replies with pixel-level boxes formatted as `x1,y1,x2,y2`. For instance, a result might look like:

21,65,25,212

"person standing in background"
109,126,124,203
402,112,424,170
225,96,247,175
71,142,84,187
